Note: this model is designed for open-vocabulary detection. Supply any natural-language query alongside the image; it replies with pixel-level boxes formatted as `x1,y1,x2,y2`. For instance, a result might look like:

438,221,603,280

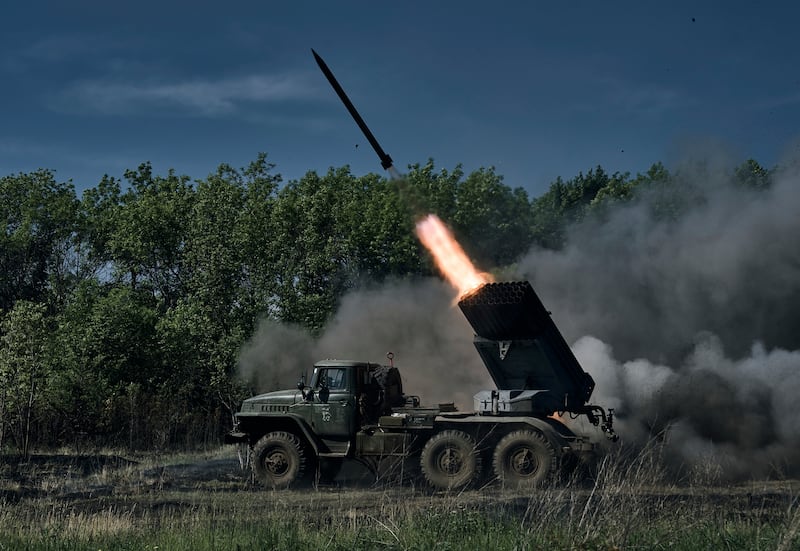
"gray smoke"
238,320,317,391
572,335,800,480
518,154,800,363
239,279,492,408
517,148,800,480
316,279,493,407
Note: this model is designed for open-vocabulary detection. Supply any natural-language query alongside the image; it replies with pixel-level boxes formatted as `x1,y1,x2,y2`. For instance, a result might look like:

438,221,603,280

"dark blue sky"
2,1,798,196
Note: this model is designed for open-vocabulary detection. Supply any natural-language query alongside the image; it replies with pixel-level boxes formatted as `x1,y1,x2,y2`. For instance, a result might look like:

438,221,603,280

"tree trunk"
22,364,37,457
0,384,7,451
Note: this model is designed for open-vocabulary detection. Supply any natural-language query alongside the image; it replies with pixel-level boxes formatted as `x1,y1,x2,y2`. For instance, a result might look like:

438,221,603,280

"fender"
434,415,575,455
232,412,325,455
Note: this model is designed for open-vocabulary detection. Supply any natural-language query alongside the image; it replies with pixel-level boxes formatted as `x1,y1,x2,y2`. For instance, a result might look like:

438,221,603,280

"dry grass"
0,444,798,550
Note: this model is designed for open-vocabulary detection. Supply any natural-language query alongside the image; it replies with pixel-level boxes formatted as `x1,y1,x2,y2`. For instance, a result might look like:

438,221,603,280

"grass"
0,445,798,550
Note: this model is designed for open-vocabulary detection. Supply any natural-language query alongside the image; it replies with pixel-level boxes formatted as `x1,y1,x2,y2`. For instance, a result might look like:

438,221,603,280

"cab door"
310,367,356,453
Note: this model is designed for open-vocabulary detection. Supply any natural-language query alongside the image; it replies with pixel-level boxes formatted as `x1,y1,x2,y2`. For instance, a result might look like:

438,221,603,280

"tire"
253,431,307,489
420,430,479,489
492,430,556,488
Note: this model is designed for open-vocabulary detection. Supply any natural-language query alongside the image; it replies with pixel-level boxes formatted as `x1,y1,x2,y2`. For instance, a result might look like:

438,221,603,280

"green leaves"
0,170,79,311
0,300,51,453
270,167,422,331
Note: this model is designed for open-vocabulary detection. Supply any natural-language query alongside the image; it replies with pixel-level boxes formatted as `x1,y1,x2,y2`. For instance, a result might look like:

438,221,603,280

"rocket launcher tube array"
458,282,595,411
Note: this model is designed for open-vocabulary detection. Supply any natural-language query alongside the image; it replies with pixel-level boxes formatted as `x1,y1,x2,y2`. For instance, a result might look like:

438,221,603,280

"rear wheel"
492,430,556,488
253,431,307,489
420,430,479,489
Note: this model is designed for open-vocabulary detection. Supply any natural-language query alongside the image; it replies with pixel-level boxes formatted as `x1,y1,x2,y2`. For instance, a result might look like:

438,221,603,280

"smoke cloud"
516,148,800,480
238,320,317,391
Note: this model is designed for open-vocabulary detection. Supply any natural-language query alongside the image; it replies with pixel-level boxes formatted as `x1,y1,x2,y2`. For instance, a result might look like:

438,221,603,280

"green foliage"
733,158,772,191
530,166,629,249
271,166,420,331
112,163,194,306
404,159,463,219
0,170,80,312
451,167,533,267
0,300,52,454
46,282,159,448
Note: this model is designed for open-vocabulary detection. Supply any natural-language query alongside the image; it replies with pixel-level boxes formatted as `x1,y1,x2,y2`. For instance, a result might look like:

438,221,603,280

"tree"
733,159,771,191
0,170,79,313
99,163,194,308
48,282,159,448
237,153,283,323
531,167,617,249
270,167,422,331
335,172,421,281
404,160,463,220
451,167,533,268
0,301,51,454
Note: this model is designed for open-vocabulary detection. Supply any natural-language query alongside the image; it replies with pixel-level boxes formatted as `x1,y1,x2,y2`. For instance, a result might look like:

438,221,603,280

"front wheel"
492,430,556,488
420,430,479,489
253,431,307,489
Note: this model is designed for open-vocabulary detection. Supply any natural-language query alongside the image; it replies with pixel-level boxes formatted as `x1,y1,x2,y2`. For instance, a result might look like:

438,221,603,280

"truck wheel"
492,430,556,488
420,430,479,489
253,431,306,489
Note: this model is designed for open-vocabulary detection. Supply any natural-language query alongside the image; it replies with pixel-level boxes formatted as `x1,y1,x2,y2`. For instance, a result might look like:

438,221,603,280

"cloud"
1,34,106,72
597,76,685,118
54,72,318,117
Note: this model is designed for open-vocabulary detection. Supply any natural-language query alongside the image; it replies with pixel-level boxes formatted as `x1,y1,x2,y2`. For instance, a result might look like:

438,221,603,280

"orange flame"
415,214,493,297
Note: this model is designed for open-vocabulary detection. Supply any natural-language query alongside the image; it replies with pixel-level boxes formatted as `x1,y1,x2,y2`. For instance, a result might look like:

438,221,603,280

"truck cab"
290,361,362,453
228,358,413,449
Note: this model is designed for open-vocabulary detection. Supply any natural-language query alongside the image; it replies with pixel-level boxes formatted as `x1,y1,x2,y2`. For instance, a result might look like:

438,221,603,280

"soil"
1,450,798,520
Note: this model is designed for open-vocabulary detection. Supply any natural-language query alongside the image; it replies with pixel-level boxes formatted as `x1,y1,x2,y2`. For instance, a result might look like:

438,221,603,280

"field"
1,447,799,550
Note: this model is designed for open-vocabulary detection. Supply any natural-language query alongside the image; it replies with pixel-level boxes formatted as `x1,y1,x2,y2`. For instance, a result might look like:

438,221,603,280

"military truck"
226,281,617,489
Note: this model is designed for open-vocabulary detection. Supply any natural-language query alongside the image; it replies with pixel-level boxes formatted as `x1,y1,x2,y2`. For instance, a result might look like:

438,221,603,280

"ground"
1,448,798,550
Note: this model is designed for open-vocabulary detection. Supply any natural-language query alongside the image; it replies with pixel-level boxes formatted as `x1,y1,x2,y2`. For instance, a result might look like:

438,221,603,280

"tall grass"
0,444,798,550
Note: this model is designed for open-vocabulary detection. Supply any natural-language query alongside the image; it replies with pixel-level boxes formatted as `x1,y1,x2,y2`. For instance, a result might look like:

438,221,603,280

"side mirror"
297,375,312,401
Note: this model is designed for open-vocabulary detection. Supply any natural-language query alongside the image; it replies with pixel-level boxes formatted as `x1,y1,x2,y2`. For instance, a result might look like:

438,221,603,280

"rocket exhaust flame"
415,214,493,297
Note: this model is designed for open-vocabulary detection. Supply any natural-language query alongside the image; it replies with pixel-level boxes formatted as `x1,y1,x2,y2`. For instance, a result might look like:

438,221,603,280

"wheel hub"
510,447,538,477
438,447,465,475
264,450,289,475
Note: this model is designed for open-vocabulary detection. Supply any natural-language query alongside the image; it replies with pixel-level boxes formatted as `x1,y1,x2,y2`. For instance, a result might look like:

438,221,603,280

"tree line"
0,154,773,453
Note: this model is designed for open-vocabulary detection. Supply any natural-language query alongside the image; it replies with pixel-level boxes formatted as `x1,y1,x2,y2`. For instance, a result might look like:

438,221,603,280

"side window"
317,368,347,390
